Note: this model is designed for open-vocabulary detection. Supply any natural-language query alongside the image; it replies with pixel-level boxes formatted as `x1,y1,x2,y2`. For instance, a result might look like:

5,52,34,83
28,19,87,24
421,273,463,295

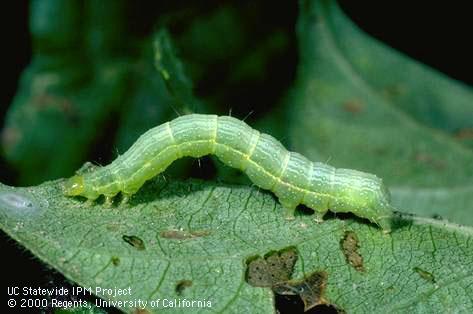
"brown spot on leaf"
414,153,445,170
106,223,121,232
373,147,388,155
246,247,298,287
1,127,21,151
385,285,395,292
432,214,443,220
342,99,364,114
454,128,473,140
111,256,120,266
383,83,406,99
273,271,329,311
32,93,79,125
133,309,151,314
341,231,364,272
122,235,145,250
160,229,210,240
413,267,435,283
175,280,192,296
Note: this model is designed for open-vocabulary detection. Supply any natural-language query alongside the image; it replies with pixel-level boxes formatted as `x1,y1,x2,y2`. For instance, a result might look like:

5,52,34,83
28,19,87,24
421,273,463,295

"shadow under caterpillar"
64,114,393,232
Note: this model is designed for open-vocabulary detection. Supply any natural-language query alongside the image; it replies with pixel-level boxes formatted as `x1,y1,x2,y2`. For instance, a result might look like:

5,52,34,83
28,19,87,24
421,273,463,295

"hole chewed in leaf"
276,296,344,314
246,247,298,287
122,235,145,250
246,248,341,312
275,294,305,313
311,304,345,314
340,231,364,272
274,271,329,312
160,229,210,240
175,280,193,296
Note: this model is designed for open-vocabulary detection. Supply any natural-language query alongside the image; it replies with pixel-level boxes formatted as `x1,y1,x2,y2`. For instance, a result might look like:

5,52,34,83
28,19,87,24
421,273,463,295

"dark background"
1,1,472,313
2,1,473,131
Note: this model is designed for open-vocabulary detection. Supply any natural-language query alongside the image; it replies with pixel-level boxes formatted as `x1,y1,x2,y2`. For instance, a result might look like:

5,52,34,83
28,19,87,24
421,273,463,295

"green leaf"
2,4,210,185
322,4,473,151
1,179,472,313
286,0,473,223
153,30,204,116
54,301,106,314
114,29,205,153
391,185,473,226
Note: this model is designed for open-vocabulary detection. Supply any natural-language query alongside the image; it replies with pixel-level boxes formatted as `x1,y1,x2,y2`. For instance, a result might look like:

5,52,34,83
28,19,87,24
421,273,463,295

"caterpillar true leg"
313,210,327,223
121,193,131,204
105,196,114,206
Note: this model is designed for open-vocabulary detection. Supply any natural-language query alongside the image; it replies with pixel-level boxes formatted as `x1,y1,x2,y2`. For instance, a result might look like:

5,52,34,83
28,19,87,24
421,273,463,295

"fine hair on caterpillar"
64,114,394,232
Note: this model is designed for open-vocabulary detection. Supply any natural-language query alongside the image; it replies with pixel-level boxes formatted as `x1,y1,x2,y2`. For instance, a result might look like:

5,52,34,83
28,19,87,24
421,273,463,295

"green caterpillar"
64,114,393,232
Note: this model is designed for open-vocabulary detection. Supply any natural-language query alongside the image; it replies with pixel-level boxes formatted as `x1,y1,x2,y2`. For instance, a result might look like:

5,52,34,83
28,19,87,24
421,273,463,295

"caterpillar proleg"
64,114,393,232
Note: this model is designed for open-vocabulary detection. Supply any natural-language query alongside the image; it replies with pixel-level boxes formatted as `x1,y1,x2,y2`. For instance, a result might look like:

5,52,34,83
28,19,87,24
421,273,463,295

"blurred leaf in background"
2,0,131,185
285,0,473,226
1,1,297,187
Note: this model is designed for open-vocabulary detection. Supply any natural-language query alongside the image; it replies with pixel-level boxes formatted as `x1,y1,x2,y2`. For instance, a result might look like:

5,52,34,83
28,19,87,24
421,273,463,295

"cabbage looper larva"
64,114,393,232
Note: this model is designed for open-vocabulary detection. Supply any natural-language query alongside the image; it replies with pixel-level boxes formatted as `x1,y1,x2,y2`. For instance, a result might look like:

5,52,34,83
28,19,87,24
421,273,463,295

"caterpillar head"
361,180,393,232
64,175,85,196
336,169,393,232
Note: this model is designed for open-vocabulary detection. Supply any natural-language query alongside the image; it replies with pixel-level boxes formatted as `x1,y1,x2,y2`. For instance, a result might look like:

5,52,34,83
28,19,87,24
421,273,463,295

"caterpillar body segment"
64,114,393,232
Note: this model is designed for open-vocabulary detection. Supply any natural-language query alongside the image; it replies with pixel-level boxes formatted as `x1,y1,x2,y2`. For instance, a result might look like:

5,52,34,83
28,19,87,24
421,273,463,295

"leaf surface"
1,179,472,313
